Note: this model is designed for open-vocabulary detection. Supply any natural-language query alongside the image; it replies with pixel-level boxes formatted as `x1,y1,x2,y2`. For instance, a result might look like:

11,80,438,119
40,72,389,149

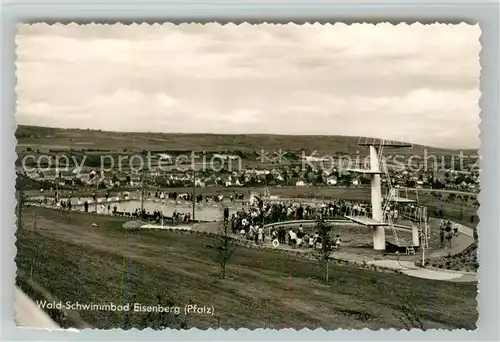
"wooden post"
161,199,164,228
94,177,98,214
140,169,145,220
192,169,196,222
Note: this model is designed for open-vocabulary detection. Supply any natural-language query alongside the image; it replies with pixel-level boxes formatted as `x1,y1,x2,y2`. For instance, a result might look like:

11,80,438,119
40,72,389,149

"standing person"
172,211,178,225
290,229,297,249
258,226,264,245
445,220,452,233
253,225,259,244
84,201,89,213
453,223,459,237
297,227,304,247
308,234,314,248
315,233,322,250
446,230,453,248
248,225,255,242
440,228,445,248
335,235,341,249
271,230,277,242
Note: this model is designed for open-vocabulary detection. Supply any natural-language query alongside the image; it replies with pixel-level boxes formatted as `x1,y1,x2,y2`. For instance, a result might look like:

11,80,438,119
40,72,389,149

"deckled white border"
2,2,498,341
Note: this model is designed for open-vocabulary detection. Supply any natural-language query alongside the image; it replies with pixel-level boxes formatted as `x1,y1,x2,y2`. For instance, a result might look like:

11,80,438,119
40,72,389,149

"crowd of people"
152,190,246,203
228,212,342,251
29,186,464,253
270,225,342,250
226,197,361,250
229,197,372,232
230,197,372,229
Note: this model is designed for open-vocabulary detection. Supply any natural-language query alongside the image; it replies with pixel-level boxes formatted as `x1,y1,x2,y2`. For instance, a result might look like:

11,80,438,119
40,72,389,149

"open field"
15,207,477,330
16,125,478,158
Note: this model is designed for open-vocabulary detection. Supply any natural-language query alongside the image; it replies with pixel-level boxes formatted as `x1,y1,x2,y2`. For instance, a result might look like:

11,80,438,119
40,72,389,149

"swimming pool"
52,199,243,222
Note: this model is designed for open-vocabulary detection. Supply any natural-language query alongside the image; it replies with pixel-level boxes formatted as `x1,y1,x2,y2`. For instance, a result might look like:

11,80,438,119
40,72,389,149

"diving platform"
344,215,389,227
387,196,416,203
357,138,413,148
358,142,413,148
344,168,384,175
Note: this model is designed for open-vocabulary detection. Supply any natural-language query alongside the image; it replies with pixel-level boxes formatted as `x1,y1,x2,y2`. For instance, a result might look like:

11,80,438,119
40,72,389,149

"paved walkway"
428,222,475,258
365,260,476,282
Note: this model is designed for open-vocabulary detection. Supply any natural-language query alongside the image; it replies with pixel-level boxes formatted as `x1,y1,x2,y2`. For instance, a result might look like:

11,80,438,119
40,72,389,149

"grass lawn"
15,207,477,330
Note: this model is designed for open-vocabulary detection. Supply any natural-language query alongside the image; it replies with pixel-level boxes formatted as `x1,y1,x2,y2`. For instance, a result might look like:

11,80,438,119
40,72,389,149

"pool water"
69,199,242,222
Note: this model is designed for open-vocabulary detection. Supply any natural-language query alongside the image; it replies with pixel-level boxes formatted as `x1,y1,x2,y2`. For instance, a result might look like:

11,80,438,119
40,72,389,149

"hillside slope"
15,125,477,158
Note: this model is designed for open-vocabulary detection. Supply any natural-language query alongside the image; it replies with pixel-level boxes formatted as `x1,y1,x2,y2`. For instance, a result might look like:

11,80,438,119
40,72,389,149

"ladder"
379,154,405,247
386,208,402,246
377,143,429,257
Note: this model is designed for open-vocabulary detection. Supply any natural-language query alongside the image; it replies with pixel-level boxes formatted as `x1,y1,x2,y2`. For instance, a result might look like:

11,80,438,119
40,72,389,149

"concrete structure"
345,139,413,251
345,145,387,250
369,145,385,250
412,225,420,247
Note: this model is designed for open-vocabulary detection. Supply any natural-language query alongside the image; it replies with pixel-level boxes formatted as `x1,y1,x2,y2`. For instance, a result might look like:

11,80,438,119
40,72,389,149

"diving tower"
344,138,416,251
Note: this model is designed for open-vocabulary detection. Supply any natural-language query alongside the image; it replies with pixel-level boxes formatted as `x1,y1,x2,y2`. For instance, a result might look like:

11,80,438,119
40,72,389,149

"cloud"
15,23,481,148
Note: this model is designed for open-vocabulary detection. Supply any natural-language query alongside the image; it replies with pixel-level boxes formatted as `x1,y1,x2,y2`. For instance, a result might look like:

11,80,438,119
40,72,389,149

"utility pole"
94,174,98,214
192,169,196,222
421,237,426,267
161,199,164,228
140,168,146,220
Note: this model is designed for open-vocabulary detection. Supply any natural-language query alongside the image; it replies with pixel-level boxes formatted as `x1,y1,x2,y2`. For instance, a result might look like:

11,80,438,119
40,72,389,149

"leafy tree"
214,215,237,279
312,217,336,283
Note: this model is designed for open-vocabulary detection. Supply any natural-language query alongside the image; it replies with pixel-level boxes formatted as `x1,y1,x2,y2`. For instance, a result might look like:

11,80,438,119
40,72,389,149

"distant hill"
15,125,478,158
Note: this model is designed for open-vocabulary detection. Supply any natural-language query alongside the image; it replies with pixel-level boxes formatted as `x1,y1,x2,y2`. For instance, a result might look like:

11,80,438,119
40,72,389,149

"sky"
15,23,481,149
